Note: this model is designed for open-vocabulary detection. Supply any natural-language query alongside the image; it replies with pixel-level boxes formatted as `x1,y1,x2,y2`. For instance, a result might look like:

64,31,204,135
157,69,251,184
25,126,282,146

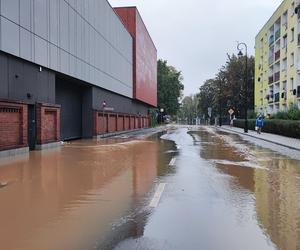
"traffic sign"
228,109,234,115
208,107,212,118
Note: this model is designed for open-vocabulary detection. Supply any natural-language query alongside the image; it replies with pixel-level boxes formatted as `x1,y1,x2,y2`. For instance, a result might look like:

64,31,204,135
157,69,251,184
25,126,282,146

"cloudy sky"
110,0,282,96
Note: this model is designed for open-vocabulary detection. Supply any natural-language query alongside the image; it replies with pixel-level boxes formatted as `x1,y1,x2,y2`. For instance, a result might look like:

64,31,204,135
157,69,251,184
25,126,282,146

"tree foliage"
197,54,254,119
158,59,184,115
178,95,199,124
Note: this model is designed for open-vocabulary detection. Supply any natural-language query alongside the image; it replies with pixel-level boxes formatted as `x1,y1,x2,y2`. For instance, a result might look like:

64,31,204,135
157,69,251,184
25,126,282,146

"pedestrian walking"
255,115,264,134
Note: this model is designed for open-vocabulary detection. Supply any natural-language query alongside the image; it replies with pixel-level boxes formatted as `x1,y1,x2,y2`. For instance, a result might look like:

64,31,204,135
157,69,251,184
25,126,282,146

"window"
290,52,295,66
283,11,288,26
265,33,268,44
291,2,295,16
282,58,287,71
283,34,287,48
260,38,264,49
290,78,294,91
291,28,295,42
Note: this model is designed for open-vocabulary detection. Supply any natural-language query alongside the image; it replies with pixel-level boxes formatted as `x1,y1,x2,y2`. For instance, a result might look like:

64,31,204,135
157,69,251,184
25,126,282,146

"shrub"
248,110,257,119
287,106,300,120
271,106,300,120
233,119,300,139
274,111,289,120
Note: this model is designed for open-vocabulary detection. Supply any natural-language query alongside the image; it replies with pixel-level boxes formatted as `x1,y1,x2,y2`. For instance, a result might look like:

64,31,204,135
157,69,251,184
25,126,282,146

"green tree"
197,54,254,119
197,79,219,119
178,95,199,124
158,60,184,115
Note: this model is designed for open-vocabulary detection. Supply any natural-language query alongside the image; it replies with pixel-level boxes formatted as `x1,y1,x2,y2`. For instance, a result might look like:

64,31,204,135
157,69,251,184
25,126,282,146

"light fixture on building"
39,66,43,72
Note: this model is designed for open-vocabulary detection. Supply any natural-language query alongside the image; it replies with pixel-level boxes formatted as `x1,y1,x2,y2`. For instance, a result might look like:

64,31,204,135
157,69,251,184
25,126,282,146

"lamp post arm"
237,42,248,56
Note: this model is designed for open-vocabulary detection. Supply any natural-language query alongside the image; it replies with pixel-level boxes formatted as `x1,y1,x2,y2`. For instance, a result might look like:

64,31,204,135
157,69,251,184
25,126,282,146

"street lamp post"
237,42,248,133
219,77,222,127
160,108,164,124
102,101,106,134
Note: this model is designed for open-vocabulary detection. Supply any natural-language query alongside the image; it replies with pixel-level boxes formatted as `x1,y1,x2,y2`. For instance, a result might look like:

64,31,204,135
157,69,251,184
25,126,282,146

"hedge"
233,119,300,139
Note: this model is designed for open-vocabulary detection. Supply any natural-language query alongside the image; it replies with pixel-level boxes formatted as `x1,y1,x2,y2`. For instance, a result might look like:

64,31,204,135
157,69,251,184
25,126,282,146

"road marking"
149,183,166,208
169,157,177,166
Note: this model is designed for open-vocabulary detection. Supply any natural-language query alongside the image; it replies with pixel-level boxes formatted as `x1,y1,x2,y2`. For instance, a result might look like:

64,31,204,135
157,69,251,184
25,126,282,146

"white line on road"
169,157,177,166
149,183,166,208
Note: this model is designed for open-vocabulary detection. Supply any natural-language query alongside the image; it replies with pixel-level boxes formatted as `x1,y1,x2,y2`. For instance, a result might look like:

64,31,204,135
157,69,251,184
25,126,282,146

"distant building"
0,0,157,155
255,0,300,116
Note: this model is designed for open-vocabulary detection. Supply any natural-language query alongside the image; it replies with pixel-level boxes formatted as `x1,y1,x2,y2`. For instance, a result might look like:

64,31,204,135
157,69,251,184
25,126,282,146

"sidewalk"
217,125,300,151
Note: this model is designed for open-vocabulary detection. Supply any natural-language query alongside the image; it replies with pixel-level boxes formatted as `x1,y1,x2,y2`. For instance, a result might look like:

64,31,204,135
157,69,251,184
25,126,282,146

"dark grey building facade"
0,0,154,147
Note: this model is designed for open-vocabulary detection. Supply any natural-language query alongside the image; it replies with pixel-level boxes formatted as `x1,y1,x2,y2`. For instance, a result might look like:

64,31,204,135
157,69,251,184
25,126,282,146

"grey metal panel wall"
0,0,133,98
92,87,148,116
0,52,55,104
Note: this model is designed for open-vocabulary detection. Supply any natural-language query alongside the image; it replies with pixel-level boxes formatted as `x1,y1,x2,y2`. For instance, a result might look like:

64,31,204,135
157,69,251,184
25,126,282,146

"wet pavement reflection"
1,127,300,250
115,127,300,250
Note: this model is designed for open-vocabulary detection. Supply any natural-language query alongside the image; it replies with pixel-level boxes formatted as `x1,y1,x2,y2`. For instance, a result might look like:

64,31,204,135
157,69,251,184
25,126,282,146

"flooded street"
0,127,300,250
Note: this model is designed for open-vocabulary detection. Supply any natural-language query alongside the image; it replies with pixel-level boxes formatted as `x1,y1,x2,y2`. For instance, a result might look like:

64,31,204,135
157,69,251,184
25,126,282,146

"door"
56,80,83,140
28,104,36,150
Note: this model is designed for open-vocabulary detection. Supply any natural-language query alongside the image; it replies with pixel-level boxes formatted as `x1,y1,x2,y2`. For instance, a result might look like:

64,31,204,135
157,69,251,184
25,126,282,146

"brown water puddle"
0,137,174,250
193,129,300,250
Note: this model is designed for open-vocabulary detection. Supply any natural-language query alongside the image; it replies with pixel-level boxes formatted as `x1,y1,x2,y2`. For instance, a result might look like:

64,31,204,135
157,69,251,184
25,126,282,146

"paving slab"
217,125,300,151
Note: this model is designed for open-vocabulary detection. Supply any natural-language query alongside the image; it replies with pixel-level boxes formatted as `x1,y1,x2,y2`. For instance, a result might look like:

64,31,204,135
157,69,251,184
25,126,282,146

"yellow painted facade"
255,0,300,115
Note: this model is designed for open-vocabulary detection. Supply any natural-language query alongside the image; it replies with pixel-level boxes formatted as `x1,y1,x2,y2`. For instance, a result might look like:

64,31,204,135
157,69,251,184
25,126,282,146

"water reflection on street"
192,128,300,250
1,127,300,250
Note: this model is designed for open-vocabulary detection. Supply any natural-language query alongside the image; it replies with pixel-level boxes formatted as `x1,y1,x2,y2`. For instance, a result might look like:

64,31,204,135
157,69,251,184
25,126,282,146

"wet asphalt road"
0,126,300,250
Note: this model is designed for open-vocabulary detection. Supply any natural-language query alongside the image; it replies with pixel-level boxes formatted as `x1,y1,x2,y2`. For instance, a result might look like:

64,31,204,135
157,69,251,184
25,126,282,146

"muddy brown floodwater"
0,135,176,250
195,129,300,250
1,127,300,250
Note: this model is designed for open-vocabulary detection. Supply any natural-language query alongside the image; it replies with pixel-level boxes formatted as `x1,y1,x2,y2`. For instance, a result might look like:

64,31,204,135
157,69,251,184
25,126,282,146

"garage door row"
55,79,150,141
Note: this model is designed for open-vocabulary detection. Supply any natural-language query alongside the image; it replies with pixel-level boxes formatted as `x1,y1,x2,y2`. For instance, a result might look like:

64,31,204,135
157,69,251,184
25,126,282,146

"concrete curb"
36,142,62,151
93,127,162,139
217,127,300,151
0,147,29,159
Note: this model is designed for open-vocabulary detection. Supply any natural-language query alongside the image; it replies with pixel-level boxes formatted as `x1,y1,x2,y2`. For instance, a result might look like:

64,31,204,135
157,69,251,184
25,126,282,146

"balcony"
268,75,274,84
275,29,281,40
274,93,280,103
282,22,288,31
269,35,274,46
275,50,280,61
282,46,287,57
274,71,280,82
268,97,274,103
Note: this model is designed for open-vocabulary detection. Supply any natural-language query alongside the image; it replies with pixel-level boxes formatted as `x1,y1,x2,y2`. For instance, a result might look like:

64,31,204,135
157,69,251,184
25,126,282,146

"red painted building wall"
108,115,117,133
124,117,130,130
36,103,60,145
93,111,150,136
114,7,157,107
117,116,124,132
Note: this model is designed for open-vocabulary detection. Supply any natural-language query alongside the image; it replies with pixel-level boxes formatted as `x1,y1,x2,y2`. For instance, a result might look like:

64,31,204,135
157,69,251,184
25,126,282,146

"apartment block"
255,0,300,115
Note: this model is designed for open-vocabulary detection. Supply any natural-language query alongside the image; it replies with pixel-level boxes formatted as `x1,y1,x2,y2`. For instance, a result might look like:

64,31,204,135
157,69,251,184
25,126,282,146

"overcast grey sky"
110,0,282,96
